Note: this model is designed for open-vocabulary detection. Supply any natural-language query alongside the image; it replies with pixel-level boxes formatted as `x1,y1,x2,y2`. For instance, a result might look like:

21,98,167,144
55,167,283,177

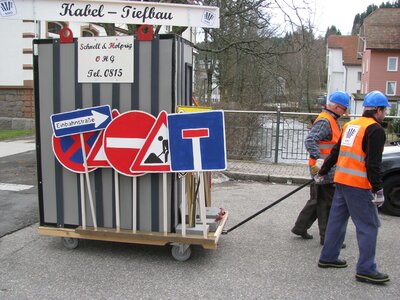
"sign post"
168,111,227,237
51,105,112,230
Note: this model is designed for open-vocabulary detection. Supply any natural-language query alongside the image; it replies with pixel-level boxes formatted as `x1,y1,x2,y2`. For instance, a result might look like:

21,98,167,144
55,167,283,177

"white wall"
345,65,361,94
327,48,344,96
0,19,25,86
327,48,361,102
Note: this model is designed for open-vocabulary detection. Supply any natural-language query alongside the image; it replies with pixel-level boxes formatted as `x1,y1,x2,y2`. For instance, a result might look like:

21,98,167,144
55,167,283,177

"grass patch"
0,129,35,141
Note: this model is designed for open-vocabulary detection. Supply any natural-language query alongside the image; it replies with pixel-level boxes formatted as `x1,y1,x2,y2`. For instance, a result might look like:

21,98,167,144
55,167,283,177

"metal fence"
224,109,400,164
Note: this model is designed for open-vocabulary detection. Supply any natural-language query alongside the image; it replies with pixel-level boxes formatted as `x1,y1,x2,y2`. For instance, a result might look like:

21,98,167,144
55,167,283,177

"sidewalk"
0,136,35,158
224,159,310,184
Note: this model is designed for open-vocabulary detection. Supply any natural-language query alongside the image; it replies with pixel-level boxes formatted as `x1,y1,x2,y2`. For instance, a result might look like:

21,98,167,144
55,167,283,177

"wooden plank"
37,211,228,250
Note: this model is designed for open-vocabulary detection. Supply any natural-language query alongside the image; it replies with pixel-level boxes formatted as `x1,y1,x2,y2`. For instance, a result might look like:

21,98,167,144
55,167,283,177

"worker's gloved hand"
310,165,319,175
314,173,324,183
372,189,384,207
309,158,321,176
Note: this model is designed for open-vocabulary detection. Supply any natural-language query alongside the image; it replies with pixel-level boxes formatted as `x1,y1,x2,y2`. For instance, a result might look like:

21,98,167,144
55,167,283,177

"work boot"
355,272,390,284
291,228,313,239
320,237,346,249
318,259,348,268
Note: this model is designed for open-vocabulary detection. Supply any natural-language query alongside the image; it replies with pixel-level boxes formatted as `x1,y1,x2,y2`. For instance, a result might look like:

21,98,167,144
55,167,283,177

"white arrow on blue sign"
51,105,112,137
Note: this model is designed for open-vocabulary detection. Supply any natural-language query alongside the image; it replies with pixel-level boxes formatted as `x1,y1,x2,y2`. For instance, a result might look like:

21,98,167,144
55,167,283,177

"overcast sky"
312,0,390,35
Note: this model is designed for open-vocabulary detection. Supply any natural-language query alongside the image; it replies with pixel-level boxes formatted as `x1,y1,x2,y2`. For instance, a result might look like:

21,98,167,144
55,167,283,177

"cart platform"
38,211,228,260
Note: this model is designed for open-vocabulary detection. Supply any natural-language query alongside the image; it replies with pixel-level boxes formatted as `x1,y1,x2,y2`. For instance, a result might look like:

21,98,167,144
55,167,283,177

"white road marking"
0,140,35,158
0,183,34,191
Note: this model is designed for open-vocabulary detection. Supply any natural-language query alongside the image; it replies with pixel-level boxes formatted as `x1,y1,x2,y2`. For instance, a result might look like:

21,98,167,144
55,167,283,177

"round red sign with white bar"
103,111,156,176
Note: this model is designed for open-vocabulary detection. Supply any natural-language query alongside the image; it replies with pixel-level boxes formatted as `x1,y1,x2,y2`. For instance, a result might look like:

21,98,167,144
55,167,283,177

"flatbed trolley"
38,211,228,261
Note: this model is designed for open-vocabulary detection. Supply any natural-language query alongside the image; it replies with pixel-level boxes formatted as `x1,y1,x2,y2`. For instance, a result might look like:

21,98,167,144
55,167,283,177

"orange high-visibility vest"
314,112,341,158
334,117,378,189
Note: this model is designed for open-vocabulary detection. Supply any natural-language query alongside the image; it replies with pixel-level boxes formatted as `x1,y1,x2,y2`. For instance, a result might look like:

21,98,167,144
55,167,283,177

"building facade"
326,35,362,114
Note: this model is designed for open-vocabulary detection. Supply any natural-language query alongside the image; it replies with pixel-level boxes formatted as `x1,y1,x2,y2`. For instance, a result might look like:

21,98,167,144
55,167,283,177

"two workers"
293,90,390,285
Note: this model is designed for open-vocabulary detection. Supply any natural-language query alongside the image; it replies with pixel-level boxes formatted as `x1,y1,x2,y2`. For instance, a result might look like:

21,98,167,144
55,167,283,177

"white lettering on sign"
54,110,109,129
78,36,134,83
3,1,220,28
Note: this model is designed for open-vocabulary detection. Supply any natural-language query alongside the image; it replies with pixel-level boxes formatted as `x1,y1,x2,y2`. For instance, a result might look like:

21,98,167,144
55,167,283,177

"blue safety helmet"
363,90,391,107
329,91,350,108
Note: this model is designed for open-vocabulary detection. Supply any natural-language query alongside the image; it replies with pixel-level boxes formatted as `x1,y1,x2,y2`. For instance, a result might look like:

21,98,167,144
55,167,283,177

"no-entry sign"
103,110,156,176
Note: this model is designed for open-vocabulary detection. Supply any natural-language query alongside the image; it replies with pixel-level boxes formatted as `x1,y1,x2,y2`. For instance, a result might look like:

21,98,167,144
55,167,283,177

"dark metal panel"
59,43,80,226
37,42,57,225
52,39,64,227
150,37,160,231
138,175,151,231
138,41,152,113
79,83,95,227
120,175,133,230
119,84,131,113
98,83,114,228
33,41,45,226
159,39,174,112
131,39,139,110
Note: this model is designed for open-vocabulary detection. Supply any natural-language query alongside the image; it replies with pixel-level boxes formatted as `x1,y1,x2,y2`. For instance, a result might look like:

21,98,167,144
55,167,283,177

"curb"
223,171,310,185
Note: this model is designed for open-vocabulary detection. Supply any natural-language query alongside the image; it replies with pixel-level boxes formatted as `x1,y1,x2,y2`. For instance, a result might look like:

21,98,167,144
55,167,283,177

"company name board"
1,0,220,28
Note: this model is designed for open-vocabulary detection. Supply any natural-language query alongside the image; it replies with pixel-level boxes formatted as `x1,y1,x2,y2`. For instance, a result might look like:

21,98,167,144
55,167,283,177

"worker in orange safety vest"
291,91,349,246
316,90,390,285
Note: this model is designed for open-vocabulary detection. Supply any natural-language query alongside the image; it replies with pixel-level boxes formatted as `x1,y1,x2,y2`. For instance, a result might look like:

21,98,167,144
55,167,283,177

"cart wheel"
171,244,191,261
62,237,79,249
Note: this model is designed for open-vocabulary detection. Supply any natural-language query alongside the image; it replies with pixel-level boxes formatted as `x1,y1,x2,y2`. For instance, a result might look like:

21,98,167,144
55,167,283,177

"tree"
194,0,315,109
325,25,341,39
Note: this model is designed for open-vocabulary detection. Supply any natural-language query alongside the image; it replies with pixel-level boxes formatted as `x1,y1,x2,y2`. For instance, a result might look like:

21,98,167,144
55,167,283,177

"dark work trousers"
292,182,335,239
320,184,380,274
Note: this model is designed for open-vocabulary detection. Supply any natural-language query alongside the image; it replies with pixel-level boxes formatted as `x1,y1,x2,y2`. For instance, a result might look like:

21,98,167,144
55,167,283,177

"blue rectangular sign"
51,105,112,137
167,110,226,172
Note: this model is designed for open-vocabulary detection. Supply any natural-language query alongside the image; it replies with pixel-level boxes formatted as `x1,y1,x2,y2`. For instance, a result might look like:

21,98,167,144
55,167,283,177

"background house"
326,35,362,111
326,8,400,116
356,8,400,115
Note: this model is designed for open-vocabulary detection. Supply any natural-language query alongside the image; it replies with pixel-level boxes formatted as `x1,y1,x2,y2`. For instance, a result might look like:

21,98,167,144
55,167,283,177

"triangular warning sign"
130,110,171,172
87,109,120,167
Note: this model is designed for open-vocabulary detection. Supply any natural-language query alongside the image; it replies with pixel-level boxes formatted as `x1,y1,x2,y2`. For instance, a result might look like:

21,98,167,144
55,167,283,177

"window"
47,21,67,38
386,81,396,96
357,72,362,81
366,59,369,73
387,57,398,72
81,25,99,37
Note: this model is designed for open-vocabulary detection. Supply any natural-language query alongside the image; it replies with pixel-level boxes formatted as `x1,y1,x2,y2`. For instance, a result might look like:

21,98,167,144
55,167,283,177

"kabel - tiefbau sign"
1,0,220,28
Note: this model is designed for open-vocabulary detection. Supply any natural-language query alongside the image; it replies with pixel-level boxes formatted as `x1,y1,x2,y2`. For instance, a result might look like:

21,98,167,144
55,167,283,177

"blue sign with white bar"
51,105,112,137
167,110,226,172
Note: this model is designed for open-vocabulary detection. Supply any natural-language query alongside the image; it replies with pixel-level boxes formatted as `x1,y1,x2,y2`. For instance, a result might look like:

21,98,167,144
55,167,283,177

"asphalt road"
1,172,400,299
0,150,38,238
